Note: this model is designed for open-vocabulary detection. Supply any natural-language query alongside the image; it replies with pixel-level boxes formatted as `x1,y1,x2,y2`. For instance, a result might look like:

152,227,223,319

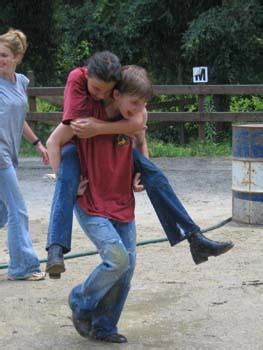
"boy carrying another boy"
48,65,152,343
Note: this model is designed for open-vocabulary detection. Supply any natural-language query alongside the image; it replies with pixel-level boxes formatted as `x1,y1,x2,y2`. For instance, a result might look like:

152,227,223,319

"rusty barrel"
232,124,263,224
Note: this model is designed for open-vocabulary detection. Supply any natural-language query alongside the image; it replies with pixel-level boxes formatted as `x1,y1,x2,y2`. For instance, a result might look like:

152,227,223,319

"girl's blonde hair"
0,28,27,61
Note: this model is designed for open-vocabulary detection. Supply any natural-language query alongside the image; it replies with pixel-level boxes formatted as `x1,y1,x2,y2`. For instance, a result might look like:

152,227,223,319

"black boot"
72,312,91,338
46,244,65,279
188,231,234,265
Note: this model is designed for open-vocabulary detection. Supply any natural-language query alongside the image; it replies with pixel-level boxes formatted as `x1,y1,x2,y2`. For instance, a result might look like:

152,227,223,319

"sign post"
193,67,208,141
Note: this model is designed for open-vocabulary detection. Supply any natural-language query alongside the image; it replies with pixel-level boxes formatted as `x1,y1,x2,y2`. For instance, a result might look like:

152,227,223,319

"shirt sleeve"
62,70,93,124
19,74,30,92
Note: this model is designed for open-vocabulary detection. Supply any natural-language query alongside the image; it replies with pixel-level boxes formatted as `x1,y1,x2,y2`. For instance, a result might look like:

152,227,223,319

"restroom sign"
193,67,208,83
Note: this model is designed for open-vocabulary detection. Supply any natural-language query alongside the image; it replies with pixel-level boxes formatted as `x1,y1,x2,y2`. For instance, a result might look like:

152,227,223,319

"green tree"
55,1,221,84
182,0,263,84
1,0,61,85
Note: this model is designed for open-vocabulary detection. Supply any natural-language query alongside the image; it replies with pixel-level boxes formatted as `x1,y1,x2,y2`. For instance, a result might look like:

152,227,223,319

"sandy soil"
0,157,263,350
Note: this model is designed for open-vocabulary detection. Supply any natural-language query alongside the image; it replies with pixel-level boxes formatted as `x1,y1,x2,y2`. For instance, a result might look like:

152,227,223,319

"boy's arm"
46,123,74,174
132,130,148,193
132,110,149,192
133,128,149,158
133,109,149,157
70,113,145,139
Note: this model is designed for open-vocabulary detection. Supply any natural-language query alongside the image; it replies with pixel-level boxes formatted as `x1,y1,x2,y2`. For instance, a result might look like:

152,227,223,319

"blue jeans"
69,203,136,336
46,144,200,252
132,149,200,245
46,144,80,253
0,165,41,278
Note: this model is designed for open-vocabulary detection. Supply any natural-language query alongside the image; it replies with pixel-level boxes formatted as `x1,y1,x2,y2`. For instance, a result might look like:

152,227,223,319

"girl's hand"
36,142,49,165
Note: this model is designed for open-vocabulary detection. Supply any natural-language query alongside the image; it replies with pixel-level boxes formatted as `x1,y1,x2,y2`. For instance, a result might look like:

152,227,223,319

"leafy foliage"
1,0,61,85
182,0,263,83
230,96,263,112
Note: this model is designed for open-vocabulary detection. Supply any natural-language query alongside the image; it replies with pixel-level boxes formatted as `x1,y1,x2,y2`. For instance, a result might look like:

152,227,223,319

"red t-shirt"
63,67,94,123
62,67,135,222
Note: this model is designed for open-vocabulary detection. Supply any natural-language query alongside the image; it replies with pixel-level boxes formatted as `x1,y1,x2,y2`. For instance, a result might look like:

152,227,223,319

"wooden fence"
26,77,263,142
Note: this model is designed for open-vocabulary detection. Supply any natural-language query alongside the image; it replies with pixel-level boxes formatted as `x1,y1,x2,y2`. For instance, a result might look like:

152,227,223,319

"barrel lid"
233,123,263,128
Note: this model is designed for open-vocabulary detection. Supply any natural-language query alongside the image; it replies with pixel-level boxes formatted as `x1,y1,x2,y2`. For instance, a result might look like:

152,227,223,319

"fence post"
178,98,185,144
198,94,205,142
27,70,37,128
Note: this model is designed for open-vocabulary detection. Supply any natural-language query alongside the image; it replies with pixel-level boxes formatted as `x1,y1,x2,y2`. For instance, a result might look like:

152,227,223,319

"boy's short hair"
87,51,121,83
117,65,153,100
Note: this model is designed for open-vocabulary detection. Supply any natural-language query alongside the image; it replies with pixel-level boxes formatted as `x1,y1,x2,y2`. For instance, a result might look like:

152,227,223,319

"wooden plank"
39,96,64,106
27,112,62,124
153,85,263,95
28,87,64,96
27,111,263,124
148,112,263,122
28,85,263,97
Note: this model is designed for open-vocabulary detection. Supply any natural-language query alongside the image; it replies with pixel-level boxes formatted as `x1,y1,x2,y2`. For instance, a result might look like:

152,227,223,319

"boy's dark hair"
117,65,153,100
87,51,121,83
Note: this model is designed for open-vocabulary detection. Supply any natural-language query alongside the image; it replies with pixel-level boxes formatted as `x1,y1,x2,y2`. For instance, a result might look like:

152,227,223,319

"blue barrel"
232,124,263,224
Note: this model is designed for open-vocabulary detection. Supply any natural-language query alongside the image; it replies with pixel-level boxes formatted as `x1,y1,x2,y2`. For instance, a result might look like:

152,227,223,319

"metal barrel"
232,124,263,224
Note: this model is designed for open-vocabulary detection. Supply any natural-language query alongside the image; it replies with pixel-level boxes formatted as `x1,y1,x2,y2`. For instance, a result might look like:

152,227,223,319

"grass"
147,137,231,157
19,137,232,158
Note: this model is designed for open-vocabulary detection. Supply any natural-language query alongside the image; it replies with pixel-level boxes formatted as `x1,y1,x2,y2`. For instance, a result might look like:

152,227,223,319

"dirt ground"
0,157,263,350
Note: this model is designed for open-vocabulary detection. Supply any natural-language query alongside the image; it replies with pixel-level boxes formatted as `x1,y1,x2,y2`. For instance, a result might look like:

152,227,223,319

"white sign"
193,66,208,83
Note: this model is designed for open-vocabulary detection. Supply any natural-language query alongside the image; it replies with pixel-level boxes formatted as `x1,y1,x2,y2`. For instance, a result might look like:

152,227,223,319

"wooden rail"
26,83,263,142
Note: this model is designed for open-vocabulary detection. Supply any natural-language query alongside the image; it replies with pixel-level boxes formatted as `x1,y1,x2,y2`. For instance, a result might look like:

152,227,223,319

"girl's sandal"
8,271,46,281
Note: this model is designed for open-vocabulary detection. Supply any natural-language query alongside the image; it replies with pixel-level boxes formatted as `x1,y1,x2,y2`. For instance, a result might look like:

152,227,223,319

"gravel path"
0,157,263,350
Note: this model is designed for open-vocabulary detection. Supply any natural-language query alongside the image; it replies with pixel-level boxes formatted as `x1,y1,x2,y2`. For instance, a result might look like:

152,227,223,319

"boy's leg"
90,220,136,342
132,149,233,264
133,148,199,245
0,166,41,279
46,144,80,277
69,204,134,342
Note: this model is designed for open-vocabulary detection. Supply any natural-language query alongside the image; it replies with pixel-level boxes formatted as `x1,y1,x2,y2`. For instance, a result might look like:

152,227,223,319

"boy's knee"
105,241,129,274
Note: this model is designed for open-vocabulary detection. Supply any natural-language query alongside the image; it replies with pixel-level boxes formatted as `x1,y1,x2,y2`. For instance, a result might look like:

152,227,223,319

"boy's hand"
70,118,100,138
133,172,144,192
77,177,89,196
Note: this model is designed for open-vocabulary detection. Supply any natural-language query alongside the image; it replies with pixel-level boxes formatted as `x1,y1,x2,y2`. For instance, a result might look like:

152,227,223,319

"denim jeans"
132,149,200,245
0,165,41,278
69,203,136,336
47,144,200,252
46,144,80,253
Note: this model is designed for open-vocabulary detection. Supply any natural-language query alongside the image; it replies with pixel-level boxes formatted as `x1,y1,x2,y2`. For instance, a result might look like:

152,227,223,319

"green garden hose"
0,217,232,270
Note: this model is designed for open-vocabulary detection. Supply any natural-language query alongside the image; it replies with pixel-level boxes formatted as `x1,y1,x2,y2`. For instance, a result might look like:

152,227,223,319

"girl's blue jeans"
69,203,136,336
0,165,41,278
46,144,200,253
